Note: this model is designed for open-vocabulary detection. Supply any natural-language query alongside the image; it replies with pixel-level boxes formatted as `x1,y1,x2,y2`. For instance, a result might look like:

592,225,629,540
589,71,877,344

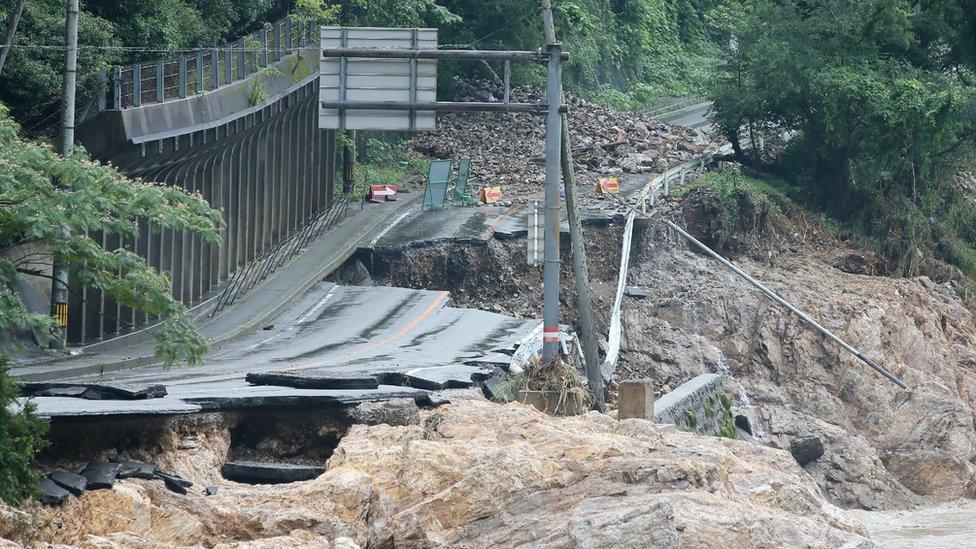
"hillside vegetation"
0,0,729,123
709,0,976,289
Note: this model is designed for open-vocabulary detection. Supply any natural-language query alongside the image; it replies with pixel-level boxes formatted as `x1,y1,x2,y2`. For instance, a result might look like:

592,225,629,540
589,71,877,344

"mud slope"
621,188,976,510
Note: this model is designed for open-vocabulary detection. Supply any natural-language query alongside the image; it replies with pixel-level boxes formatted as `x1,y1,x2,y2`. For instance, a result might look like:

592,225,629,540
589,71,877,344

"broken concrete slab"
182,384,429,411
245,371,380,390
27,396,202,419
463,352,514,369
48,469,87,495
415,394,451,408
624,286,648,299
21,382,167,400
112,458,156,479
401,365,493,391
221,461,325,484
80,461,123,490
155,471,192,494
37,478,69,505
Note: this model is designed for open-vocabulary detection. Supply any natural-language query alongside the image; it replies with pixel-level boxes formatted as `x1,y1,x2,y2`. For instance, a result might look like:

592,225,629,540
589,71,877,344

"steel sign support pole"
543,43,562,361
51,0,79,348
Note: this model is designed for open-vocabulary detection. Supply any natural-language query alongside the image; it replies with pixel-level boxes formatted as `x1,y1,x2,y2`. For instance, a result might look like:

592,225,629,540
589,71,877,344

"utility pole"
542,42,562,362
50,0,78,348
539,0,605,410
0,0,27,77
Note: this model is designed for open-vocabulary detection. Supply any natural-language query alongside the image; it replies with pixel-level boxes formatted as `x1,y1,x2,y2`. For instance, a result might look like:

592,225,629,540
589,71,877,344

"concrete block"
653,373,726,435
618,379,655,420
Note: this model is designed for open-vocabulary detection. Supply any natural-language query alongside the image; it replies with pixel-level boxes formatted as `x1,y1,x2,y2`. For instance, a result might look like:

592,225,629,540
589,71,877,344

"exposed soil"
407,86,720,207
347,230,626,331
2,400,872,548
342,186,976,513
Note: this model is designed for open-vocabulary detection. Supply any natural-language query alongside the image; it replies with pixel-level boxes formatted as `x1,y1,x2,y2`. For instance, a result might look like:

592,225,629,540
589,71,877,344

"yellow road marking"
279,290,450,372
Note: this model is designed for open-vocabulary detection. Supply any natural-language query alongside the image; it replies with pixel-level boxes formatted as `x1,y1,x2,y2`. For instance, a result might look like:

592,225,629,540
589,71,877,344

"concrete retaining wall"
653,373,732,436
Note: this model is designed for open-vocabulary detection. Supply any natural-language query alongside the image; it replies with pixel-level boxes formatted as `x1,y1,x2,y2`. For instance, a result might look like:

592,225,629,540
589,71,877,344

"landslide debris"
0,400,870,547
407,86,717,207
618,186,976,510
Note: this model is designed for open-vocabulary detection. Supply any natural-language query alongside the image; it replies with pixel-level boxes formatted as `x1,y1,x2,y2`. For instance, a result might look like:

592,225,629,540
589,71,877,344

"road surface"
24,282,538,418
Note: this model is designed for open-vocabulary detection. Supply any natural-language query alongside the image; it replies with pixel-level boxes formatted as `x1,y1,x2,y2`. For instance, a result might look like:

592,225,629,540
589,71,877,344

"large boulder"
1,401,869,547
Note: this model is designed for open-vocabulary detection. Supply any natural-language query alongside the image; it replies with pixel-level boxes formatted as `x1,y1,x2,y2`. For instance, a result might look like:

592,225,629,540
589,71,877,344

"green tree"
0,104,222,364
709,0,976,276
0,355,47,506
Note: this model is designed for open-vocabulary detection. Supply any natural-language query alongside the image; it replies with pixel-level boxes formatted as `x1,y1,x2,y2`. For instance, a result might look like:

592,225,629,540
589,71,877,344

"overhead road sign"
320,27,438,131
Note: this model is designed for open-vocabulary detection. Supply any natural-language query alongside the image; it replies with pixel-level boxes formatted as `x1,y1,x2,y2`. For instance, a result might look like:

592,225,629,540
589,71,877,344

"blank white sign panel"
319,27,438,131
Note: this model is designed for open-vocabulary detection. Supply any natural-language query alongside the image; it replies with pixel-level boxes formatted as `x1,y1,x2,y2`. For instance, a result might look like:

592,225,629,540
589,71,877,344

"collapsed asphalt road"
23,282,539,418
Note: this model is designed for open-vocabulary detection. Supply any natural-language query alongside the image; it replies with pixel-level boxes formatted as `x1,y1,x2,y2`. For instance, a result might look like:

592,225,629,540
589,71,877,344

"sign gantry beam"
320,47,569,63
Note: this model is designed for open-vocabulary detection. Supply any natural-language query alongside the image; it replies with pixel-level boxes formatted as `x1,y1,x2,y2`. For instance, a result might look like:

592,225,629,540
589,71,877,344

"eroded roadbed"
23,283,538,419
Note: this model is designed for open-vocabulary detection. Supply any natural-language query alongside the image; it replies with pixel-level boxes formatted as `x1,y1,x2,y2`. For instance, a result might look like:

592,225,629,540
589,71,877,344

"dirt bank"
618,190,976,510
356,186,976,512
1,399,869,547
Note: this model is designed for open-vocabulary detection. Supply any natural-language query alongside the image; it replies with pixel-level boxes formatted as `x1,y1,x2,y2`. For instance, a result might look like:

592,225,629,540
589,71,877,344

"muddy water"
851,499,976,547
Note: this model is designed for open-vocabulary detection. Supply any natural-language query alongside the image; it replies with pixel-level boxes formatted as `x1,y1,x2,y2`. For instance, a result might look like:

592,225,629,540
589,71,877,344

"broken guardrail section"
600,145,732,380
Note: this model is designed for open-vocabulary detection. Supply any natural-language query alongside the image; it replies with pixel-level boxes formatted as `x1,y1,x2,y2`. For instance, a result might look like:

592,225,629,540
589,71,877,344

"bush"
0,355,48,506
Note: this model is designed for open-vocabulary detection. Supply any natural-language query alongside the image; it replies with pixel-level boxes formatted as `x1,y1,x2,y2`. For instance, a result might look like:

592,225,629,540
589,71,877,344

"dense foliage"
0,104,222,364
337,0,730,107
0,355,47,506
0,0,729,123
0,0,290,123
710,0,976,279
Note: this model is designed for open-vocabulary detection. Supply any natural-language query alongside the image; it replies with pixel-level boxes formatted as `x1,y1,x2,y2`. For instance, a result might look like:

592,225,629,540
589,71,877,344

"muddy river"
851,499,976,547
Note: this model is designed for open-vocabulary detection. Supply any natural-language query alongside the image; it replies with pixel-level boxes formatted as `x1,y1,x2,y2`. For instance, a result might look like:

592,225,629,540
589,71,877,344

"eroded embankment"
2,400,871,547
348,188,976,512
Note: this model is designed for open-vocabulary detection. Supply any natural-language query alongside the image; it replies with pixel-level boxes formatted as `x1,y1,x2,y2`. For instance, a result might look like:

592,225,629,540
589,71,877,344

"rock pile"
1,400,871,547
407,87,717,206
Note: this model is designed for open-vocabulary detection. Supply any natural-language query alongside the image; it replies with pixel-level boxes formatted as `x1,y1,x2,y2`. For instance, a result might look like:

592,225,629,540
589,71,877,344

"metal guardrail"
97,16,317,111
601,145,732,380
599,142,907,389
209,195,351,317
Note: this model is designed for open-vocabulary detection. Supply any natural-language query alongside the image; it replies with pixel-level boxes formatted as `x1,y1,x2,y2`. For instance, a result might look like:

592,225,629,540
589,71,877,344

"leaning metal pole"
50,0,79,348
542,43,562,360
664,218,908,389
0,0,26,77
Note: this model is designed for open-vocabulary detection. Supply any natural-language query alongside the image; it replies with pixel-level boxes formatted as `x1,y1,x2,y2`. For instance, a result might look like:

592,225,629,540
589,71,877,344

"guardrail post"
195,50,204,93
155,59,164,103
132,64,142,107
112,66,122,109
503,60,511,105
237,39,246,78
225,46,233,82
408,29,418,131
273,21,282,61
178,55,188,98
211,48,220,89
98,69,107,111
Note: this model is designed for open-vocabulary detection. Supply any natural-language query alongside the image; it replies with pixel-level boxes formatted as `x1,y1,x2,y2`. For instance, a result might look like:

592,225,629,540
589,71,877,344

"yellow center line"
163,290,450,387
279,290,451,372
482,202,524,240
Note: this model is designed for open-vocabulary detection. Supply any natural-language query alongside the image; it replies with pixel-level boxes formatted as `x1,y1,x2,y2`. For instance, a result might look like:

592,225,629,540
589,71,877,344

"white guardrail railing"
599,144,733,380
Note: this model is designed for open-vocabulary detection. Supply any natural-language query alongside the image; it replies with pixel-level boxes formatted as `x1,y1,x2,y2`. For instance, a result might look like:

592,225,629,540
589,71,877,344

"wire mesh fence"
100,16,317,110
